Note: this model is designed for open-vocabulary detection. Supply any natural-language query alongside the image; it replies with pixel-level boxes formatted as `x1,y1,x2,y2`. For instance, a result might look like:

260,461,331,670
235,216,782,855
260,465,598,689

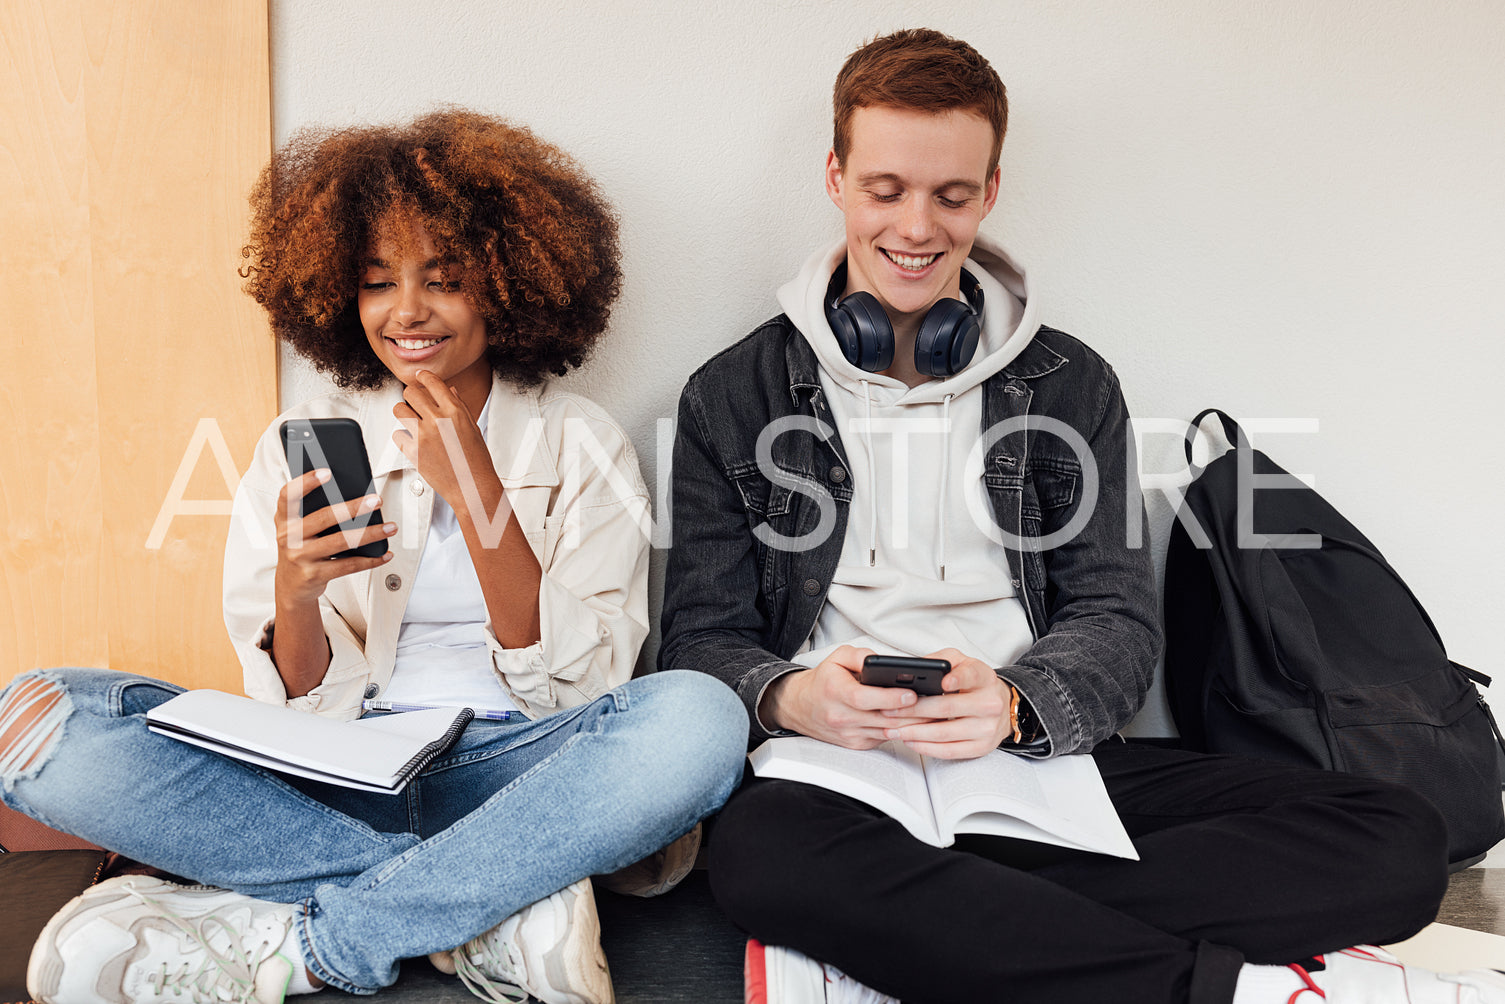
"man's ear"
981,165,1002,218
824,150,846,210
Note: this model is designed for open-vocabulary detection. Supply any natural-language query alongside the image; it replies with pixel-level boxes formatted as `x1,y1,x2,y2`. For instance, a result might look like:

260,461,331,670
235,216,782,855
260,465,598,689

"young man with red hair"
662,27,1498,1004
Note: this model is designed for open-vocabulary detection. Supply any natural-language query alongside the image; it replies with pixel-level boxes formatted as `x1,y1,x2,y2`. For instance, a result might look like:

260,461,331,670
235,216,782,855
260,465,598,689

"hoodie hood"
777,234,1038,404
777,233,1039,672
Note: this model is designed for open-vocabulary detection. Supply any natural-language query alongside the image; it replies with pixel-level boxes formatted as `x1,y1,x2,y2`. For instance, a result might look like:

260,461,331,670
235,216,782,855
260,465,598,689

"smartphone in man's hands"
281,418,388,559
859,655,951,696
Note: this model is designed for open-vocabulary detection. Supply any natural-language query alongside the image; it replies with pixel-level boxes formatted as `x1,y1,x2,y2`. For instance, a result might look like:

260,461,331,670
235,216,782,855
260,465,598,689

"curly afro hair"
241,109,622,388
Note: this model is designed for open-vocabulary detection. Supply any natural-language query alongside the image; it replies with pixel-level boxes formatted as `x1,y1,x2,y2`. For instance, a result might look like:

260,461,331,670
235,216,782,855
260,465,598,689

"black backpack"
1163,409,1505,868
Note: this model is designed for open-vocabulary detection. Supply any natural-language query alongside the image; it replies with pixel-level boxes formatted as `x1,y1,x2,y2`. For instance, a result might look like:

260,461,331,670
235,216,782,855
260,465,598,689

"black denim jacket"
659,316,1162,755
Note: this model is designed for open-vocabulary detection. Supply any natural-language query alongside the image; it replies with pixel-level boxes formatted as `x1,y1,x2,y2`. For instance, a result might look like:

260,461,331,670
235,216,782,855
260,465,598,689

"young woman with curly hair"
2,110,747,1004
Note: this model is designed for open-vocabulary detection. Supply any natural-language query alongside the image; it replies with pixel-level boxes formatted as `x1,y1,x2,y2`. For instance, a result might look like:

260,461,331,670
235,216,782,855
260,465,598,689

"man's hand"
760,645,933,749
392,370,504,524
881,648,1013,760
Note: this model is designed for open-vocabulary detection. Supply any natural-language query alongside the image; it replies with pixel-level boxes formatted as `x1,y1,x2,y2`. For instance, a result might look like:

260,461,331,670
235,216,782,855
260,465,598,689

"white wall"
273,0,1505,735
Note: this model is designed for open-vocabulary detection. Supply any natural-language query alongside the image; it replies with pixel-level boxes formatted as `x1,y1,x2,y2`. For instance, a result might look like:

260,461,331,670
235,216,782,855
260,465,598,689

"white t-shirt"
379,396,520,713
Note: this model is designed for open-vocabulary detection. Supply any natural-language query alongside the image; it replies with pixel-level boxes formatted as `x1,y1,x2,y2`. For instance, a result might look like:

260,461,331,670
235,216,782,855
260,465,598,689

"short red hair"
833,28,1008,175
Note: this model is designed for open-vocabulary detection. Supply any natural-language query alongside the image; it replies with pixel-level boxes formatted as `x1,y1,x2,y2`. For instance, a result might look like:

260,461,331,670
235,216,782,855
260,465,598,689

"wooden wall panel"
0,0,106,680
0,1,274,690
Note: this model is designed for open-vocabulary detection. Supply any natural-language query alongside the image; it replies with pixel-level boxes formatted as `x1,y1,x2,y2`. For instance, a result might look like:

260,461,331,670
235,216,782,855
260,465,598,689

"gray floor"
1435,867,1505,936
329,871,744,1004
351,867,1501,1003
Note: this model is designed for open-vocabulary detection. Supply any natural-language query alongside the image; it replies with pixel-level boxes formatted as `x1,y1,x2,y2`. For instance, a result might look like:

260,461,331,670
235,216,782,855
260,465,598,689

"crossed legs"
709,741,1448,1004
1,667,748,992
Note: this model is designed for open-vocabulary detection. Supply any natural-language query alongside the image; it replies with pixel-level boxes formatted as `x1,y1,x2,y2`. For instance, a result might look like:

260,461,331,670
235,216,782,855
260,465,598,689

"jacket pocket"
1019,457,1081,590
731,464,794,520
541,513,568,563
1028,456,1080,512
731,462,816,600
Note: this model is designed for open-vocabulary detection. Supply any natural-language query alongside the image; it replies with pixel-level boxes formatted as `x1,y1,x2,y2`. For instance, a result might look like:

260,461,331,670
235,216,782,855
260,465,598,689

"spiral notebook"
146,689,474,793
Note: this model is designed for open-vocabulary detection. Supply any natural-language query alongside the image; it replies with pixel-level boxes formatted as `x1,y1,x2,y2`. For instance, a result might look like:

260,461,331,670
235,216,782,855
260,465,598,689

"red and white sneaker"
1322,946,1505,1002
743,939,898,1004
1245,945,1505,1003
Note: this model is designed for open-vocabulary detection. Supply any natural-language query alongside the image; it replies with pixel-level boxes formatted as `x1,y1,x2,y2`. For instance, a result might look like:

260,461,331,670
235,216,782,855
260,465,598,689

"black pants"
708,741,1449,1004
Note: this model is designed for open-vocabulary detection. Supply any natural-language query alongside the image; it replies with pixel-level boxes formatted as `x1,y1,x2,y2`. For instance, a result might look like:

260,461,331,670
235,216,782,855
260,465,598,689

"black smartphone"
859,655,951,696
280,418,388,559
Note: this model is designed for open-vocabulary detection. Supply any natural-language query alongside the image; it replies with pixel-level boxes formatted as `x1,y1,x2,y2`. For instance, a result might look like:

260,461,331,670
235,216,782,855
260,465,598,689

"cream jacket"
223,375,651,720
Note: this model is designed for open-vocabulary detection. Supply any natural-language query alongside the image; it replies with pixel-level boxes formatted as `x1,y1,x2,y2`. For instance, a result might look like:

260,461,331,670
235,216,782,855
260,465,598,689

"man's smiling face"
825,105,1000,328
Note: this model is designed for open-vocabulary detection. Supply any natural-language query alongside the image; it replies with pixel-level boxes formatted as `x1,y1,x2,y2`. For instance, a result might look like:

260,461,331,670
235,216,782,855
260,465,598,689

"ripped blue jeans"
0,668,747,993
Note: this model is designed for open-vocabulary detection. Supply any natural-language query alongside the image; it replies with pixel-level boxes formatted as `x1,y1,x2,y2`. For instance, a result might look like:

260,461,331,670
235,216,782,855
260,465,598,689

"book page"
749,738,943,845
1385,923,1505,974
925,752,1139,860
927,751,1048,809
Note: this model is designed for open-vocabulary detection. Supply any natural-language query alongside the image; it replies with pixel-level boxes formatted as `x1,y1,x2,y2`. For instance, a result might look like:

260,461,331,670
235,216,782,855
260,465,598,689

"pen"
361,700,518,721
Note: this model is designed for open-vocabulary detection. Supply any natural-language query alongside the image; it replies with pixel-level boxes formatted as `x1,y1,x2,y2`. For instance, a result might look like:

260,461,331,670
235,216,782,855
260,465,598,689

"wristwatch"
1012,689,1043,745
1003,681,1044,746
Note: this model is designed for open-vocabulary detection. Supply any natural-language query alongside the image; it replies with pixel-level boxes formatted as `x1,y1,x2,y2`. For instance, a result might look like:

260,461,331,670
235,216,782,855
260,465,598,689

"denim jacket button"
829,466,846,483
385,573,402,591
363,683,379,700
1011,578,1022,589
802,578,821,596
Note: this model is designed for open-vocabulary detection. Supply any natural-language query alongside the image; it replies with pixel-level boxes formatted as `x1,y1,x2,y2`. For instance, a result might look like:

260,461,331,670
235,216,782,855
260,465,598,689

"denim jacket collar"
1002,338,1070,381
785,329,823,405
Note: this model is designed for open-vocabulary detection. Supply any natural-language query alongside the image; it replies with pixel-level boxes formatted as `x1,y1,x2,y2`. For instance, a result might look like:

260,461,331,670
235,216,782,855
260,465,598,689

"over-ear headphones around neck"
824,263,985,377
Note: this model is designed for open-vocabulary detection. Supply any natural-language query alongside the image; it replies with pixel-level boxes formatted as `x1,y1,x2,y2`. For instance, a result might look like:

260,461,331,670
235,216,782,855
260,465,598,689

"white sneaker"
743,939,898,1004
594,823,702,898
27,875,297,1004
1318,945,1505,1002
449,877,613,1004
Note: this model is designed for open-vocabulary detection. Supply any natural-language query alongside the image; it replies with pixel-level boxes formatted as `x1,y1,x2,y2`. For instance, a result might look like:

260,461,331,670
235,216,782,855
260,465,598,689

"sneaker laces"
822,962,900,1004
127,886,289,1004
452,934,528,1004
1285,960,1325,1003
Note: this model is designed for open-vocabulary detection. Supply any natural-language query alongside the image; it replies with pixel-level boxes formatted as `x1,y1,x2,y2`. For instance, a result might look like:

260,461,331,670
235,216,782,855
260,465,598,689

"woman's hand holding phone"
271,469,396,697
273,470,395,604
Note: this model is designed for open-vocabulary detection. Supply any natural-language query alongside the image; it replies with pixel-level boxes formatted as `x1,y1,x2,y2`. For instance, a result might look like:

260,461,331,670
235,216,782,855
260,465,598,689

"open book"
146,690,474,794
750,736,1138,859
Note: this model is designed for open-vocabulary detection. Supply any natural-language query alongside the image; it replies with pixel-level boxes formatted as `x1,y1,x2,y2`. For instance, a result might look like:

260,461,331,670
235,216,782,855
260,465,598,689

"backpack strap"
1463,672,1505,758
1453,661,1492,689
1184,408,1243,467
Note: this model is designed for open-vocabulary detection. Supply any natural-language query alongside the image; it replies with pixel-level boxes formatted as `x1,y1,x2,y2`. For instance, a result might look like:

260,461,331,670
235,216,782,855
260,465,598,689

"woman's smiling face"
357,222,493,412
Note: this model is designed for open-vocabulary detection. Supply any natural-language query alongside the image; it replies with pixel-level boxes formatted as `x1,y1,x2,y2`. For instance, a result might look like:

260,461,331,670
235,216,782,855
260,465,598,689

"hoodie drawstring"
861,385,952,581
937,394,953,581
861,380,877,566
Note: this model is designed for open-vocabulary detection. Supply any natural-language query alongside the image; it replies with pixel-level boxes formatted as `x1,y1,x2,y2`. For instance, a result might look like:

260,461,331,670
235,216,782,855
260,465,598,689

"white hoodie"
779,235,1039,670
